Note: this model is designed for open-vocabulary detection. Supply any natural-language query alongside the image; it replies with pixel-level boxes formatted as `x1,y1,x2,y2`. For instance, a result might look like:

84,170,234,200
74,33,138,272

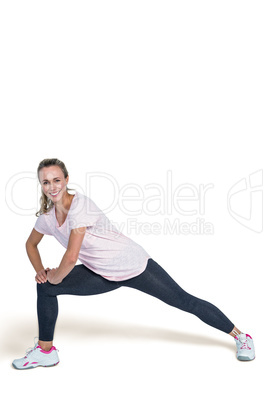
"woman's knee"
37,281,54,296
172,290,200,313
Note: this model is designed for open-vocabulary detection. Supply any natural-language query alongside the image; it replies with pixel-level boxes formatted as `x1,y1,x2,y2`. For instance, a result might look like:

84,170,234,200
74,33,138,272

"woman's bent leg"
120,258,235,334
37,264,120,342
37,284,59,342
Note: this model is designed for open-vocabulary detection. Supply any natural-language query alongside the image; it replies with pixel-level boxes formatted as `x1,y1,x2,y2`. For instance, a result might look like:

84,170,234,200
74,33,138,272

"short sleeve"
68,195,101,230
34,213,53,235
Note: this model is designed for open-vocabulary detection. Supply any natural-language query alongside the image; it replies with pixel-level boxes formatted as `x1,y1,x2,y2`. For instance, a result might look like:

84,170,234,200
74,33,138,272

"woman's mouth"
49,190,61,197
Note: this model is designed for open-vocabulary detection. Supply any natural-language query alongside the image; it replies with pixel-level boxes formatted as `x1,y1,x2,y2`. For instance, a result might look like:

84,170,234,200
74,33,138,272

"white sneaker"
12,337,60,370
234,333,255,361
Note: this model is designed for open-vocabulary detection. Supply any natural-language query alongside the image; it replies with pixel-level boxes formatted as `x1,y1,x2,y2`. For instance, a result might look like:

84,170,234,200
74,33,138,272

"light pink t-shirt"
34,191,151,281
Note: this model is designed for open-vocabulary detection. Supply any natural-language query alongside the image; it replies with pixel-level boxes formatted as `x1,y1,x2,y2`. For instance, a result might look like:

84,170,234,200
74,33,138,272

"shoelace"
24,336,39,358
239,336,251,350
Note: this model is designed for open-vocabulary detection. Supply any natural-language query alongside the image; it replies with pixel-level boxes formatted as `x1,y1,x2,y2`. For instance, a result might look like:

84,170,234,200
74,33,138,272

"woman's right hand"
35,268,51,284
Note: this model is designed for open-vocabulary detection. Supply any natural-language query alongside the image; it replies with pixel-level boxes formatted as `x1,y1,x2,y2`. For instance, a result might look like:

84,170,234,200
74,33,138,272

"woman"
12,158,255,369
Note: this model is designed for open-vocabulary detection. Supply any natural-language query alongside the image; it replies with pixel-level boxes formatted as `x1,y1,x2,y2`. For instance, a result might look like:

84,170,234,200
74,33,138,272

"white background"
0,1,267,400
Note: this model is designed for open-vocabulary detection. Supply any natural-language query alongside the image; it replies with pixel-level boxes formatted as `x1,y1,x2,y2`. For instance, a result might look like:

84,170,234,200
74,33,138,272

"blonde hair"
36,158,74,217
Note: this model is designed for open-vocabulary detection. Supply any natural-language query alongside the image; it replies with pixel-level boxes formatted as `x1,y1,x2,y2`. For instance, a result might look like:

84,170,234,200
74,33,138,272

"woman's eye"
43,180,60,184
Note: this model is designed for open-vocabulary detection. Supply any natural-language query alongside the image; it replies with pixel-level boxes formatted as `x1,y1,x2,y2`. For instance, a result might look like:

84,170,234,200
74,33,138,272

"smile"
50,190,61,197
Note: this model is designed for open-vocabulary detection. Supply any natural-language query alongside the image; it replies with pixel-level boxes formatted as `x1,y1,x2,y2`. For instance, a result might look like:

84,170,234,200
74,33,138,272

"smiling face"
39,165,69,203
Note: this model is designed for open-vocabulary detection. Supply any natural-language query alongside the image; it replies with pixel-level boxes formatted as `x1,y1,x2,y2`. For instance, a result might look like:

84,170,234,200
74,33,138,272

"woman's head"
36,158,72,216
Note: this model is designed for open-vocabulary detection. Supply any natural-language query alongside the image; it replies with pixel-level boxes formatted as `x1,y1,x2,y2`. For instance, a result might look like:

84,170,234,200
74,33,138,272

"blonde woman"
12,158,255,369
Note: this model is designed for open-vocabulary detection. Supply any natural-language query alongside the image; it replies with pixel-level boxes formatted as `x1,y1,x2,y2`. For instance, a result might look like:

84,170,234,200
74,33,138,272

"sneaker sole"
237,355,255,361
12,361,59,370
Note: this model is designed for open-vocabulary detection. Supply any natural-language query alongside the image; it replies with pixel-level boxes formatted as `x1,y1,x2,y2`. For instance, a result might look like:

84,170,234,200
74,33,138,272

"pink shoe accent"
37,346,57,354
31,362,38,364
246,334,252,339
241,343,251,349
23,362,29,367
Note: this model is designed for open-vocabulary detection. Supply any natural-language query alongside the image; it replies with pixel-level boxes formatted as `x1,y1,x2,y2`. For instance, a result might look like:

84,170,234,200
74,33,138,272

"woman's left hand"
47,268,62,285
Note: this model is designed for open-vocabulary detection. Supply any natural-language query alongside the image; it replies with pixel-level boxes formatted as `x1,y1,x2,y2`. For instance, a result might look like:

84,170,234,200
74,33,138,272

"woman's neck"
54,192,74,215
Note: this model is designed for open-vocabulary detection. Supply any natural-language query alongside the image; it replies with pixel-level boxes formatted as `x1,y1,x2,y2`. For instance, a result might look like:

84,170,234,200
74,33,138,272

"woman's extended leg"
37,264,120,347
120,258,235,334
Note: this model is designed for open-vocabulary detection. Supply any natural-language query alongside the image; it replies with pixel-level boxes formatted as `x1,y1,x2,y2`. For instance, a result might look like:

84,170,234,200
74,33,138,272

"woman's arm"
26,229,46,272
47,227,87,285
26,229,50,284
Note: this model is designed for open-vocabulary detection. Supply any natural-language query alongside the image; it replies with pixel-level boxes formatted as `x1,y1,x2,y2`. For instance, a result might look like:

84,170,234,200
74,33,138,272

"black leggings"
37,258,235,341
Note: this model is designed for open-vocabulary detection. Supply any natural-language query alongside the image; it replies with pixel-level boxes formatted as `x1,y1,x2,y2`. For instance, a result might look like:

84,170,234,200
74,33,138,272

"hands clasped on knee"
35,268,60,284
